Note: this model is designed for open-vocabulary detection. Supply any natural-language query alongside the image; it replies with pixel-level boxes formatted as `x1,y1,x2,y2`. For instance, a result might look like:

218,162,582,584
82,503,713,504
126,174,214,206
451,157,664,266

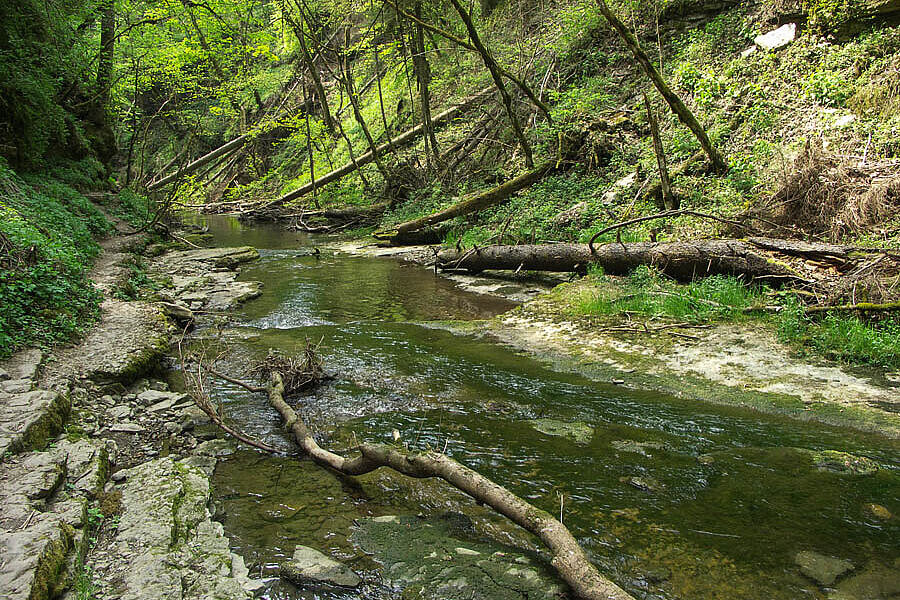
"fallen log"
265,371,635,600
252,88,493,214
374,159,556,242
148,135,248,190
436,240,805,283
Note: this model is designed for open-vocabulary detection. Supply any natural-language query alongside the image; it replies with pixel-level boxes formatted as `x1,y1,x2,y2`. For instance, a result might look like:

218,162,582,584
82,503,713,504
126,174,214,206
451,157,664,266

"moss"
16,391,71,453
98,490,123,518
30,521,75,600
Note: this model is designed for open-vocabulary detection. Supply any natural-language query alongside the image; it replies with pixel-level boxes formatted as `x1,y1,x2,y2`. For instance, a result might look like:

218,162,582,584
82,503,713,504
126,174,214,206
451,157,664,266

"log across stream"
178,214,899,600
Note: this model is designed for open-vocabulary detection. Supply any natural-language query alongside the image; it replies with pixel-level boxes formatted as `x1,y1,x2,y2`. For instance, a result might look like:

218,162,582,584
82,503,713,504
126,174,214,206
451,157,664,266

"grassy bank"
572,266,900,370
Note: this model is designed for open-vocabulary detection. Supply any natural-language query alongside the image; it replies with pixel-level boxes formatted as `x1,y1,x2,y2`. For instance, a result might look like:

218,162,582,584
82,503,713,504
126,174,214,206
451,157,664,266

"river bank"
333,239,900,438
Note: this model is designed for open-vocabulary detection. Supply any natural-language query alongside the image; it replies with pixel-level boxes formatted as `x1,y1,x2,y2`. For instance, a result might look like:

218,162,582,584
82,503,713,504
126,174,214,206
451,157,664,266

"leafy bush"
0,159,106,357
803,69,853,107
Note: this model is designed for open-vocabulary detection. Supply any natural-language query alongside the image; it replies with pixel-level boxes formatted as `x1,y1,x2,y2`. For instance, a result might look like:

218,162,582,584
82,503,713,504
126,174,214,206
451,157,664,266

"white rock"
755,23,797,50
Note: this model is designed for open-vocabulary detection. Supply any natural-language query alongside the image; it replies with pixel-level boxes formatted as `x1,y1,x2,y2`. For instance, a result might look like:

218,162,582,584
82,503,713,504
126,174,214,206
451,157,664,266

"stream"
182,214,898,600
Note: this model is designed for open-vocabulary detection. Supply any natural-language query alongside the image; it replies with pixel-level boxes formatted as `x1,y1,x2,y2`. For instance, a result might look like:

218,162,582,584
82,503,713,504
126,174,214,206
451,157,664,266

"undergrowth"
0,158,107,357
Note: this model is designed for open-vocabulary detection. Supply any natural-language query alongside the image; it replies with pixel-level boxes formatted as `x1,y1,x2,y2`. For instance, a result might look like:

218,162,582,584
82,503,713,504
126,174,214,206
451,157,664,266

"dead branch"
263,368,634,600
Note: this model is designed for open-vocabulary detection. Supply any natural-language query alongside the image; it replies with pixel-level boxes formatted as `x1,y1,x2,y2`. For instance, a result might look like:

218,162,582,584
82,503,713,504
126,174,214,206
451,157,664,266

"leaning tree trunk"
97,0,115,108
595,0,726,172
252,89,492,212
437,240,805,283
449,0,533,167
265,372,634,600
375,159,555,241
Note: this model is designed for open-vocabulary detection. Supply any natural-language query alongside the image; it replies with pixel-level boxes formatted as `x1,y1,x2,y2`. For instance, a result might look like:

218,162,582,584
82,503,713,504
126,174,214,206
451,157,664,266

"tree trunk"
382,0,552,121
97,0,115,108
436,240,804,283
449,0,533,167
595,0,727,172
148,135,247,190
644,93,676,210
265,372,634,600
289,8,336,134
253,89,492,211
413,2,440,163
375,159,555,240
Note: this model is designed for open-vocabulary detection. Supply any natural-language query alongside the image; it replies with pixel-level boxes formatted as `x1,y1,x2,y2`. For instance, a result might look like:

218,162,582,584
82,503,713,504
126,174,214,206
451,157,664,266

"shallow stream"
187,214,898,600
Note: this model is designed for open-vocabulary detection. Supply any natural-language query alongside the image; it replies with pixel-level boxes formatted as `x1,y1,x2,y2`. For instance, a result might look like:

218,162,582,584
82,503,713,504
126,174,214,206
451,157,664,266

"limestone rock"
280,545,362,588
755,23,796,50
88,457,253,600
795,551,854,586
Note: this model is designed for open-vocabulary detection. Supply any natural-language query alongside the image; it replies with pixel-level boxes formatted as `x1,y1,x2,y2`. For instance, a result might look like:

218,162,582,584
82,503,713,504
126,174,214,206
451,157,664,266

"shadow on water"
188,214,898,600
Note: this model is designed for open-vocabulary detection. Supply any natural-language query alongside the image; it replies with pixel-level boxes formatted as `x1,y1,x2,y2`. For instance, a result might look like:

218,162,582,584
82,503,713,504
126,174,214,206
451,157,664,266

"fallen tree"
249,88,493,216
263,370,635,600
436,239,808,282
374,158,556,242
147,135,247,190
187,342,635,600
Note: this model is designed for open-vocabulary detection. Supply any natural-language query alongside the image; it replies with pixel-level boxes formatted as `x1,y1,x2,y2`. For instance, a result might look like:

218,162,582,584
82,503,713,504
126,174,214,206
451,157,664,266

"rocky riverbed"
0,232,267,600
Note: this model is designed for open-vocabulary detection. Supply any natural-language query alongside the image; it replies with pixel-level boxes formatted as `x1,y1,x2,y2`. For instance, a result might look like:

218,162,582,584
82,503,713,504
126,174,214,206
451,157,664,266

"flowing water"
185,214,898,600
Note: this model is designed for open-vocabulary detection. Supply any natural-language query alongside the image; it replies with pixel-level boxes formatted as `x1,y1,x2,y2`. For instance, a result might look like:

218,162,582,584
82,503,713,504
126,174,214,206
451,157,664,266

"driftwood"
264,371,634,600
252,89,493,215
375,159,556,242
436,240,805,282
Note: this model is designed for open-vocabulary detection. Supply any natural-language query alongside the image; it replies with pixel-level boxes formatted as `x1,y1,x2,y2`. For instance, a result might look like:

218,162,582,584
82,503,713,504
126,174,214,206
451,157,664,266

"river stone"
351,514,564,600
828,560,900,600
862,503,892,520
279,545,361,588
795,551,855,585
611,439,667,456
528,418,593,444
108,405,131,420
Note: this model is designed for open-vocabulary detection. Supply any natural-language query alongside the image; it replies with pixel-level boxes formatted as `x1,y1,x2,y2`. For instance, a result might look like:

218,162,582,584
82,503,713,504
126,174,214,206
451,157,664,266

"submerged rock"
611,439,667,456
527,418,593,444
828,560,900,600
862,503,892,521
351,513,564,600
279,545,361,588
810,450,879,476
795,550,855,586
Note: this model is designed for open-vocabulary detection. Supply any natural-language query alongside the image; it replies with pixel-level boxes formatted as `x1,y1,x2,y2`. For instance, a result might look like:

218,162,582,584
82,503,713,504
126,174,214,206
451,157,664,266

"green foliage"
0,159,105,357
578,267,768,323
0,0,99,166
778,303,900,368
803,69,853,107
112,257,158,300
576,267,900,369
116,189,155,227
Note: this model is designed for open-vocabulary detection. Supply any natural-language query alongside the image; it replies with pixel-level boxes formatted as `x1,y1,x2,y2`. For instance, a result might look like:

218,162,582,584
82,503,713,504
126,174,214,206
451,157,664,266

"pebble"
111,471,127,483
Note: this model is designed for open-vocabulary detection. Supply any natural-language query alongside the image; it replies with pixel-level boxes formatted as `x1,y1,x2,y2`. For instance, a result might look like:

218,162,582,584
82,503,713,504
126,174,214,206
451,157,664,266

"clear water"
186,214,899,600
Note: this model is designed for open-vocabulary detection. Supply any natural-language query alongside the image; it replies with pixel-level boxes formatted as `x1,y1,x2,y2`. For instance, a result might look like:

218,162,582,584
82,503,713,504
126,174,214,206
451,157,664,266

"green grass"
576,266,900,369
778,304,900,369
578,266,769,323
0,158,108,358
